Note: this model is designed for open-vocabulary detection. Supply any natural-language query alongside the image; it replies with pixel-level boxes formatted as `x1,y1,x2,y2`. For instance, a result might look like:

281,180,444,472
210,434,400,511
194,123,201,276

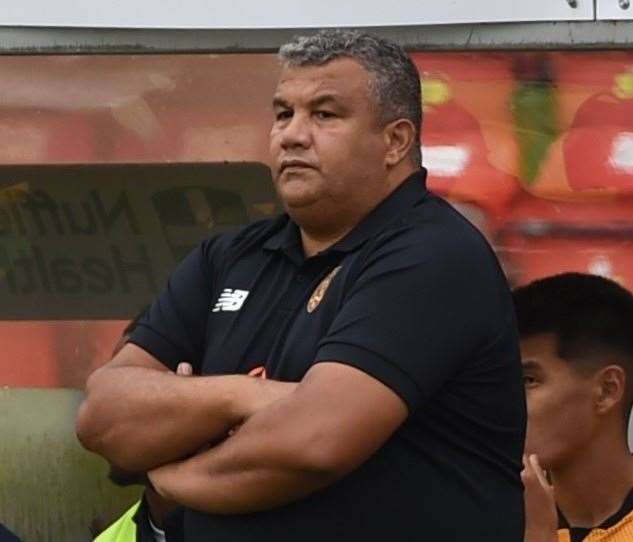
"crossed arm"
148,361,408,514
75,343,297,472
76,346,407,514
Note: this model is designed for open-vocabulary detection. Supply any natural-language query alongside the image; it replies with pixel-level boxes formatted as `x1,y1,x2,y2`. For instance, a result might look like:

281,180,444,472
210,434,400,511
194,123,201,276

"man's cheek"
525,408,551,453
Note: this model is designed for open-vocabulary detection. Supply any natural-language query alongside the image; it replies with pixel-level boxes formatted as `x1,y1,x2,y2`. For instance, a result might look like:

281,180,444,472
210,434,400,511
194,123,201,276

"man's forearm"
149,362,408,515
77,360,298,473
76,366,250,471
149,445,334,515
148,395,343,514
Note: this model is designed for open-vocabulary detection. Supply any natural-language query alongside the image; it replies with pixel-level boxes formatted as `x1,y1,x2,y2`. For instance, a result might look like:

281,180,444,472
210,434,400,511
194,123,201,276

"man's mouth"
280,159,316,173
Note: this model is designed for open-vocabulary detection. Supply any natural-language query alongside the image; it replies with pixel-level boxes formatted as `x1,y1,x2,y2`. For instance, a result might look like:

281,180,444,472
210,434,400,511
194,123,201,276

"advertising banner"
0,162,279,319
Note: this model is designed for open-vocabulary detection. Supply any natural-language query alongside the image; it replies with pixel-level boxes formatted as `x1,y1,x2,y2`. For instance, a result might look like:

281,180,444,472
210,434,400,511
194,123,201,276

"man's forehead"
519,334,557,368
520,335,579,374
274,58,369,97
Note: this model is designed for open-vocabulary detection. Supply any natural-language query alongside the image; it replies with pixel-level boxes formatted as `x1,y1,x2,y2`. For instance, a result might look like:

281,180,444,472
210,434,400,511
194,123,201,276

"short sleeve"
314,226,508,412
128,237,222,372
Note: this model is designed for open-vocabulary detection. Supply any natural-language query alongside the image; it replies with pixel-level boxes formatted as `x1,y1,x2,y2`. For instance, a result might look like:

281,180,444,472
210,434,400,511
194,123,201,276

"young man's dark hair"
514,272,633,412
514,272,633,542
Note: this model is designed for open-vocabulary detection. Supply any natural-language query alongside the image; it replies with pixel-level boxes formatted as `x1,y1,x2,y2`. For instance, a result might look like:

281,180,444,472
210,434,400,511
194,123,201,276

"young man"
514,273,633,542
77,30,525,541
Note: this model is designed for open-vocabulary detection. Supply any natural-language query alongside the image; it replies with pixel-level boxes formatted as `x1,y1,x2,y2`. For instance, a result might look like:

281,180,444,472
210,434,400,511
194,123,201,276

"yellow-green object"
93,502,140,542
512,55,560,186
512,80,560,185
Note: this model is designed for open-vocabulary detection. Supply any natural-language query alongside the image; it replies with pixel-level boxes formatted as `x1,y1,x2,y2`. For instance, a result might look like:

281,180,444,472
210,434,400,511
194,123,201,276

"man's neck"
298,165,417,258
552,431,633,528
300,228,351,258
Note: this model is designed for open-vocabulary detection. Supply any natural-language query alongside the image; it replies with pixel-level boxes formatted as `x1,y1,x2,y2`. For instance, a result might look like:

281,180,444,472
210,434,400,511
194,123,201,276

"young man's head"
513,273,633,470
270,30,422,231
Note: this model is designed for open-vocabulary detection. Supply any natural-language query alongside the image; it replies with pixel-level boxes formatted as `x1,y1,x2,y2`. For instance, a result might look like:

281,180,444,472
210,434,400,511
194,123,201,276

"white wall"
597,0,633,20
1,0,594,29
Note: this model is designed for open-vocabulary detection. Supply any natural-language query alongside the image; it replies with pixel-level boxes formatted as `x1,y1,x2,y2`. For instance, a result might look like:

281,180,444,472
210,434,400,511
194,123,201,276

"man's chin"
283,198,321,215
278,187,320,210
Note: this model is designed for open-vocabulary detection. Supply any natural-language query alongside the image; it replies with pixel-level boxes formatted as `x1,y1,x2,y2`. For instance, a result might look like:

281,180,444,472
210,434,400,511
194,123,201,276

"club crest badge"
307,266,342,313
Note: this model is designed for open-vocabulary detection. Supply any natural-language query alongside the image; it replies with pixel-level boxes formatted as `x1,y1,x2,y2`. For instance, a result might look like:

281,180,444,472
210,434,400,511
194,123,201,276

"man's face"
269,58,389,220
521,333,598,470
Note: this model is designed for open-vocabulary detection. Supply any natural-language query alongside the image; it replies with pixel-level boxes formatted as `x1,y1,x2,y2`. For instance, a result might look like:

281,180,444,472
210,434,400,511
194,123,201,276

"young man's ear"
594,365,627,415
383,119,417,168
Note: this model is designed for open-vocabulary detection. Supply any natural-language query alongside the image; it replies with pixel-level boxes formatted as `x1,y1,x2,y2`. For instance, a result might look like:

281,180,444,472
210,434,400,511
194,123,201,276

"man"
514,273,633,542
77,30,525,541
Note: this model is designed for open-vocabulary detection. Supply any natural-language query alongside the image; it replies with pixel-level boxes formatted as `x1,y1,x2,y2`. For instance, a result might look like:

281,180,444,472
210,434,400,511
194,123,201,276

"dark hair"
513,272,633,408
279,29,422,166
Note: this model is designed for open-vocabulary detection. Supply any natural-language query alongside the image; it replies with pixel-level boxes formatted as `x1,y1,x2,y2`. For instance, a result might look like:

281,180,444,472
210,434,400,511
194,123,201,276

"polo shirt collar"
330,168,428,253
262,215,301,253
263,168,428,257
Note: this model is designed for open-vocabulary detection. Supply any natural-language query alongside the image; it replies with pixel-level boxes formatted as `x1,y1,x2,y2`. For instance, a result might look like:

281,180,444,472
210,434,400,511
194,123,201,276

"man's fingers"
528,454,552,492
521,457,538,488
176,362,193,376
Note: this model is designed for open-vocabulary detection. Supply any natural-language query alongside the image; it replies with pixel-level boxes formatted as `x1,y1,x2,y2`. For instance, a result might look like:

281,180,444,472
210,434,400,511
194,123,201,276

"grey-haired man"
77,30,525,541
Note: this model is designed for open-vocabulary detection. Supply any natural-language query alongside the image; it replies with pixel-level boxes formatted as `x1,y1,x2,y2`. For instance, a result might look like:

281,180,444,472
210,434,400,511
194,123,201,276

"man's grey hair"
279,29,422,166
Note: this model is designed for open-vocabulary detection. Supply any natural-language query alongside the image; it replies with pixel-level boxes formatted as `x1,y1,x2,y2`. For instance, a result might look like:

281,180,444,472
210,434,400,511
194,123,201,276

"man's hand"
176,362,193,376
522,454,558,542
76,344,297,472
105,361,195,486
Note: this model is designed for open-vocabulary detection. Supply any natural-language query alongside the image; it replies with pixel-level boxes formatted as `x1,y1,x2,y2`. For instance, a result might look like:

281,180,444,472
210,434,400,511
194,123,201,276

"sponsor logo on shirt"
212,288,250,312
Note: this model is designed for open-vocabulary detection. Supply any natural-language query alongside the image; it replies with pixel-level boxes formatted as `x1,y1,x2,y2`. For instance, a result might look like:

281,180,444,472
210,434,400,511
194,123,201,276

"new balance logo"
212,289,250,312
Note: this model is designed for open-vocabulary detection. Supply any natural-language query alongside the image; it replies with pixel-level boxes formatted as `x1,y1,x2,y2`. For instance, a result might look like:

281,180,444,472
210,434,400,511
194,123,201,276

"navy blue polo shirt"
131,169,526,541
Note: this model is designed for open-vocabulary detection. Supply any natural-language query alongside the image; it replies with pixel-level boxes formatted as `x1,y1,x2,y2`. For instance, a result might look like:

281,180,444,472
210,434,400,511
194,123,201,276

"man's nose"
280,112,311,149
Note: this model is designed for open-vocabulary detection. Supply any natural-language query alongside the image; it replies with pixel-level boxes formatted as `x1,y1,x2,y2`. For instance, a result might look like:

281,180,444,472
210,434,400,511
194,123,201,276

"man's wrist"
218,374,254,422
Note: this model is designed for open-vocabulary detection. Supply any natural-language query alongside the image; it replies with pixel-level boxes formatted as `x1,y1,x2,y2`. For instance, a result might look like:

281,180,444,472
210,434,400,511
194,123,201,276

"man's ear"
594,365,627,415
383,119,417,168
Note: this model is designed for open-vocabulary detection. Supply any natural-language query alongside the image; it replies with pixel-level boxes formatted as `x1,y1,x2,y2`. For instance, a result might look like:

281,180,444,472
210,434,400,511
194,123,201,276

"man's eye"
314,110,335,120
523,375,537,387
276,110,292,121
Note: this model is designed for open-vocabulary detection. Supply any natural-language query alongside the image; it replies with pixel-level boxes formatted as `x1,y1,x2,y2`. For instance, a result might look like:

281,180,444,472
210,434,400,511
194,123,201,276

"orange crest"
307,266,342,313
